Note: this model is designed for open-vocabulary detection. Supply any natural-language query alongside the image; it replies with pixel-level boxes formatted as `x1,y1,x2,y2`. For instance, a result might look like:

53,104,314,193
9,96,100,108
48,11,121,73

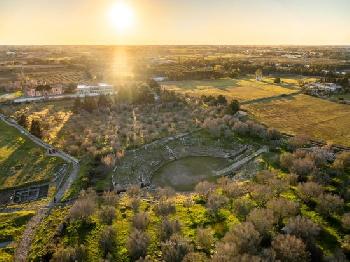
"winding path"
0,113,79,261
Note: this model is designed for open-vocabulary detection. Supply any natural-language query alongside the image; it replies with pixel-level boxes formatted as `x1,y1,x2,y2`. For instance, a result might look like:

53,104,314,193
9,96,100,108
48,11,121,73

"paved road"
0,114,80,261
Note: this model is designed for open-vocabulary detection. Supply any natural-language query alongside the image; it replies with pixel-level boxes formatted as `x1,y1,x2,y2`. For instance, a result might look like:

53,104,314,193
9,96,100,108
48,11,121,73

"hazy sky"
0,0,349,45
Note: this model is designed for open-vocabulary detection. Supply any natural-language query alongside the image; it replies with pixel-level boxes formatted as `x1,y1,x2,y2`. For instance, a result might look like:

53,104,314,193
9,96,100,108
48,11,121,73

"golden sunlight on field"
244,94,350,146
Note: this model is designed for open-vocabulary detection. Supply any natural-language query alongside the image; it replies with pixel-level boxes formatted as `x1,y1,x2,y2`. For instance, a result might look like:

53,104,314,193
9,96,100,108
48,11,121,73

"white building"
305,82,342,95
77,83,115,96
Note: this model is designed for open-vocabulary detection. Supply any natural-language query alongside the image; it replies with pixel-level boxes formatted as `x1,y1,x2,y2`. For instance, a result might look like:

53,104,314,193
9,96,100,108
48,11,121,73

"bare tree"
284,216,320,243
272,234,309,262
316,193,344,217
247,208,276,235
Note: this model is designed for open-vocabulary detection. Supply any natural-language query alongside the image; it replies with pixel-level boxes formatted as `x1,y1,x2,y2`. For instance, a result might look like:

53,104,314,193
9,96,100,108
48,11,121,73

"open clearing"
0,121,63,189
243,94,350,146
162,77,306,102
152,156,230,191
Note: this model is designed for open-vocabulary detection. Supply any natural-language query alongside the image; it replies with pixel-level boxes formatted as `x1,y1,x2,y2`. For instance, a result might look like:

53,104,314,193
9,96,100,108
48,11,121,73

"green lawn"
0,120,64,189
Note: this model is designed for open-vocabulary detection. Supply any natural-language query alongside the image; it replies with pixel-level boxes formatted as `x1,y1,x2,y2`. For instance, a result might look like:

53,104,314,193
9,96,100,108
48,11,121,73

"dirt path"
0,114,80,261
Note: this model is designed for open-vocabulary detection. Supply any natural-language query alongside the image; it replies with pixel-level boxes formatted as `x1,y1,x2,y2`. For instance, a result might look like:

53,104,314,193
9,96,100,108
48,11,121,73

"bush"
221,222,261,255
206,193,228,217
272,234,309,262
297,182,323,202
127,185,141,197
250,184,273,205
284,216,320,243
156,187,176,200
196,227,214,254
182,252,208,262
316,193,344,217
232,198,255,219
69,193,96,222
52,245,87,262
160,218,181,241
333,152,350,172
280,152,294,170
161,234,192,262
195,181,216,200
247,208,276,235
127,229,150,260
266,198,299,222
155,200,176,217
133,212,149,231
99,206,116,225
341,213,350,230
102,191,118,206
99,226,117,258
291,158,316,179
222,181,246,198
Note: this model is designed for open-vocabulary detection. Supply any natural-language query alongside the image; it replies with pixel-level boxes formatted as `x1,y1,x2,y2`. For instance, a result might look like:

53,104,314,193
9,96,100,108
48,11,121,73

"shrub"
69,194,96,222
280,152,294,170
291,158,316,179
130,197,141,212
232,121,249,136
102,191,118,206
266,198,299,222
155,200,176,217
196,227,214,254
247,208,276,235
297,182,323,202
156,187,176,200
160,218,181,241
255,171,275,184
272,234,309,262
316,193,344,217
206,193,228,216
127,185,141,197
161,234,192,262
221,222,261,255
222,181,246,199
250,184,273,205
341,213,350,230
52,245,87,262
182,252,208,262
195,181,216,200
99,206,116,225
133,212,149,231
232,198,255,219
288,135,310,150
284,216,320,243
99,226,117,258
127,229,150,260
333,152,350,172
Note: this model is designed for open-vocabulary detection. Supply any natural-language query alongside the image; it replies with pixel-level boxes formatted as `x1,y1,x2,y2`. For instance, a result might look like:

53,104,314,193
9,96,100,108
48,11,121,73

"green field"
162,77,308,102
0,120,63,189
243,94,350,146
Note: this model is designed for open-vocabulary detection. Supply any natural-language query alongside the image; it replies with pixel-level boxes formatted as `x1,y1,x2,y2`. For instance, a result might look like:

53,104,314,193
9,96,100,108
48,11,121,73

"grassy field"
0,120,64,189
162,77,309,102
243,94,350,146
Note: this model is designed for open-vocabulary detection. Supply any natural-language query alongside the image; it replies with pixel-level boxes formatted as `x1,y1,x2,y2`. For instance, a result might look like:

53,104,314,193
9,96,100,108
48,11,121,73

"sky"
0,0,349,45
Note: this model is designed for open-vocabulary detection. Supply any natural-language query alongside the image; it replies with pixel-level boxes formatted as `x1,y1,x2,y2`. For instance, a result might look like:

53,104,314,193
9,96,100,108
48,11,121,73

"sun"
109,2,134,31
